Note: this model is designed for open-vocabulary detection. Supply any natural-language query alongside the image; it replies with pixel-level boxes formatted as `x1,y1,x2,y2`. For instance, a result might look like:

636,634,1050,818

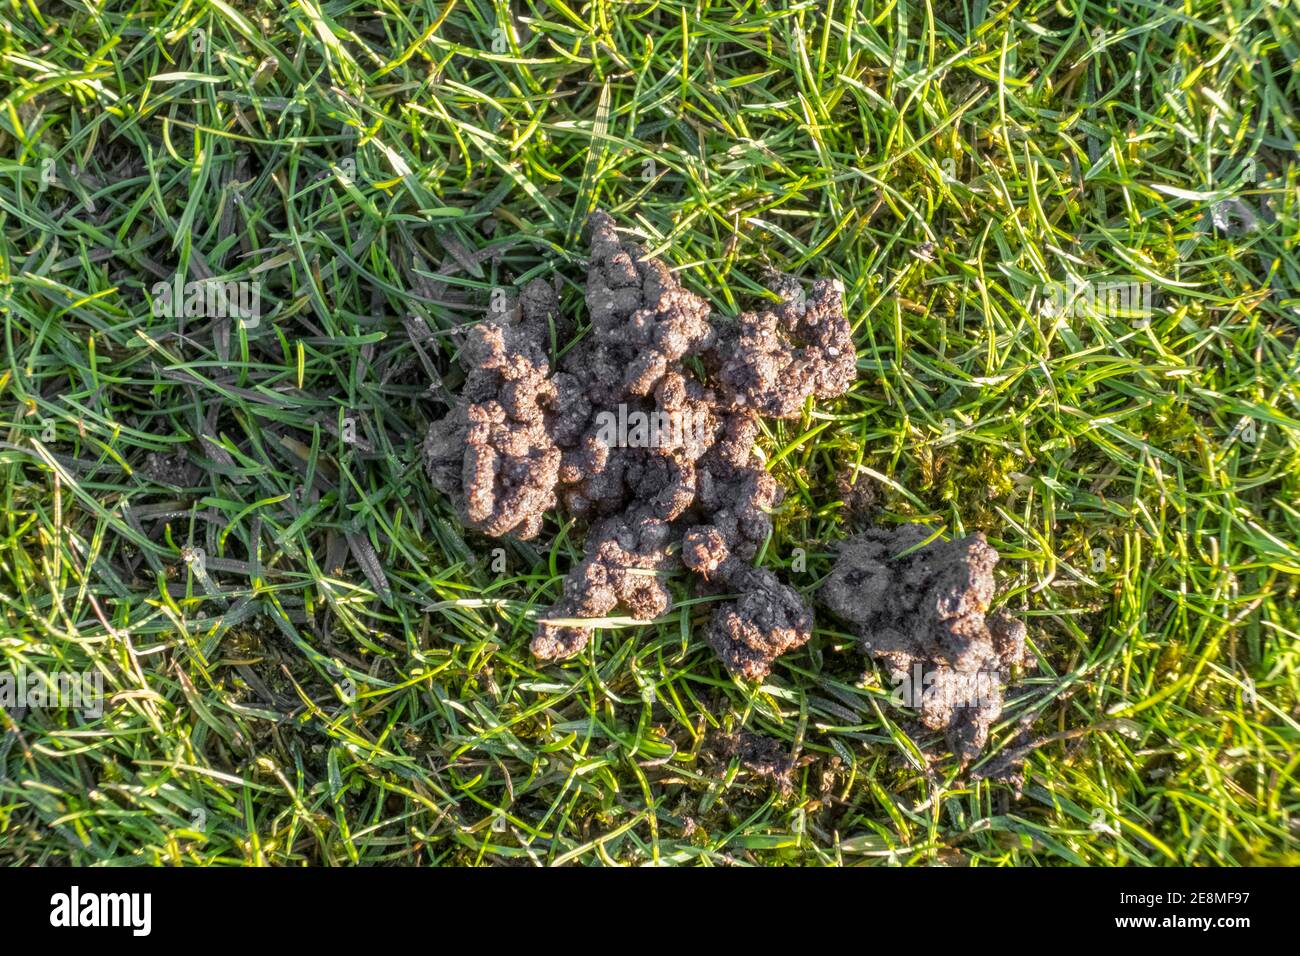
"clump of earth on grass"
424,210,855,679
710,731,797,791
820,524,1028,764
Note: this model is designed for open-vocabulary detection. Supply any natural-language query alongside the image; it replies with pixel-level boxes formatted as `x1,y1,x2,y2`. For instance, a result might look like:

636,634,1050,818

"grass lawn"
1,0,1298,866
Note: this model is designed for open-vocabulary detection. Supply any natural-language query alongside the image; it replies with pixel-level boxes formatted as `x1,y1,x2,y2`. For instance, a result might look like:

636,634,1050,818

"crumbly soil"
424,210,855,679
819,524,1028,763
835,467,879,527
710,731,796,790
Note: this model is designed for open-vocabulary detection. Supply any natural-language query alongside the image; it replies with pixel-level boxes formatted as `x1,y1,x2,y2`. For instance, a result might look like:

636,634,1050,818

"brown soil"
819,524,1028,763
424,210,855,679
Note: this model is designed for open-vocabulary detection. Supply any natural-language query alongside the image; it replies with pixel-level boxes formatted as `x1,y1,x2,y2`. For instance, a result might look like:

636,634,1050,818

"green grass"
1,0,1298,866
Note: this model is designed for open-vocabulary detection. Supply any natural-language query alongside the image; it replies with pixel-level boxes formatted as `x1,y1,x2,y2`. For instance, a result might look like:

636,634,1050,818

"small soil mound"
711,731,796,790
820,525,1027,763
425,211,856,679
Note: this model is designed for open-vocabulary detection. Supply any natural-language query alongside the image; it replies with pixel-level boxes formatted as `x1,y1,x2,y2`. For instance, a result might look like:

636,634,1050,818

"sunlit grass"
0,0,1297,866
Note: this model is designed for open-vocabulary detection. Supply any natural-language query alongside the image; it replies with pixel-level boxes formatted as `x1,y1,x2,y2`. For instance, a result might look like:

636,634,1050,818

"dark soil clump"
425,211,856,678
712,731,796,790
820,525,1027,763
422,280,562,540
835,468,879,526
